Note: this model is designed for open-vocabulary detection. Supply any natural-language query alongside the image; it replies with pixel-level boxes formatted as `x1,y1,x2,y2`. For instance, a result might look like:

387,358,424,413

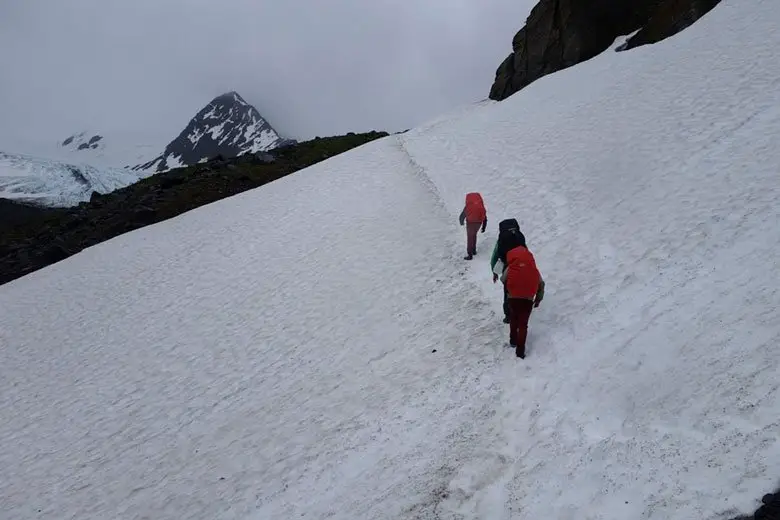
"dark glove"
534,280,545,307
481,220,487,233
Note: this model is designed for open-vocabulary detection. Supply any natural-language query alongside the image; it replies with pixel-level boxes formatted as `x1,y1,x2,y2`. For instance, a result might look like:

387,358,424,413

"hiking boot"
516,347,525,359
464,254,473,260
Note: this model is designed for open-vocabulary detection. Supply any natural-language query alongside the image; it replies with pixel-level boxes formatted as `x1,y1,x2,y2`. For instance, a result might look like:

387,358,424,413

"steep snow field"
0,151,152,206
1,1,779,520
0,137,512,519
400,0,780,516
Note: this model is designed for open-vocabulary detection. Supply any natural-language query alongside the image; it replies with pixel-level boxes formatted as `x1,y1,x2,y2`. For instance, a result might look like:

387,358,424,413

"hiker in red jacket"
497,239,545,359
458,192,487,260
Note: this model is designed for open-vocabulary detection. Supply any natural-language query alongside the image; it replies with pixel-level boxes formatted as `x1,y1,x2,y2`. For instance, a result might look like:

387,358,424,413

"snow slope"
1,1,779,520
0,137,508,520
0,151,153,207
399,0,780,516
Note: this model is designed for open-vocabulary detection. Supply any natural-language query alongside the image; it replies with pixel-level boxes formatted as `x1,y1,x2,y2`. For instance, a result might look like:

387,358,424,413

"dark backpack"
498,218,520,233
498,219,525,247
497,219,526,261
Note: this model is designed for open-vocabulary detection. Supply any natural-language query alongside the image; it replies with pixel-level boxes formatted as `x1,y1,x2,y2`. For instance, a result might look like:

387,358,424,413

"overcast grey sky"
0,0,534,152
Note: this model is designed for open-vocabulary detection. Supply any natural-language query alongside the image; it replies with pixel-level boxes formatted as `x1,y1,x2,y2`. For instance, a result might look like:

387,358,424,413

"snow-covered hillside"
0,151,152,207
1,1,779,520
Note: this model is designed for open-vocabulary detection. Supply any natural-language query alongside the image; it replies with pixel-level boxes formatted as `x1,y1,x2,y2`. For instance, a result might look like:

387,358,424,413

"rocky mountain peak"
136,91,292,172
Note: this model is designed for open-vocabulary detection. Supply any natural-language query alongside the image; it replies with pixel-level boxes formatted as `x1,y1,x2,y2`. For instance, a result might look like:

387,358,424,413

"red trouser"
507,298,534,356
466,222,481,254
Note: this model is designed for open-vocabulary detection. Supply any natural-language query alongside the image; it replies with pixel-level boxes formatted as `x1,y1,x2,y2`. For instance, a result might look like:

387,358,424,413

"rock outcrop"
619,0,722,51
61,132,104,151
489,0,721,101
757,491,780,519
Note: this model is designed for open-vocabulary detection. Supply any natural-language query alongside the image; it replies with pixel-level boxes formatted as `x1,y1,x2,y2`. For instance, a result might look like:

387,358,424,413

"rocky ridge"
489,0,722,101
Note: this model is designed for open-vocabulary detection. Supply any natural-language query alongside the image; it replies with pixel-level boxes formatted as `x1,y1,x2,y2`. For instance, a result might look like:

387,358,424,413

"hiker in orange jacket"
497,239,545,359
458,192,487,260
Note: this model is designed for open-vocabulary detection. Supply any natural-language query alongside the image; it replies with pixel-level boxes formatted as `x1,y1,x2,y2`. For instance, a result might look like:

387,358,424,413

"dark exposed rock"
131,206,156,225
489,0,722,101
61,132,104,153
159,176,185,190
0,131,388,286
619,0,721,51
69,167,90,186
755,491,780,519
252,152,276,164
42,239,77,265
63,215,83,231
0,198,62,228
727,488,780,519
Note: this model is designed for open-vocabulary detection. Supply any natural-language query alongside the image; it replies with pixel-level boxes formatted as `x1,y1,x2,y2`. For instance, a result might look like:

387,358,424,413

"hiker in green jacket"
490,218,526,323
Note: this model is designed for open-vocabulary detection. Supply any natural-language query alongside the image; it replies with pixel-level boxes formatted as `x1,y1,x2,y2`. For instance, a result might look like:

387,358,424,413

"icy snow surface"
1,0,780,519
0,138,500,520
0,151,152,207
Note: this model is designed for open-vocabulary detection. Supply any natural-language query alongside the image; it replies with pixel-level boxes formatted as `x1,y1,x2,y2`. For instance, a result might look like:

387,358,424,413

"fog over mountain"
0,0,535,153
